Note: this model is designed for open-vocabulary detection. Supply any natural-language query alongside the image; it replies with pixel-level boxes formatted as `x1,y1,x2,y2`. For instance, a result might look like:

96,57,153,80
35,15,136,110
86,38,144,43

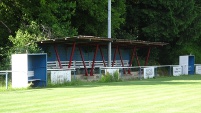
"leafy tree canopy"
0,0,201,67
71,0,126,37
121,0,201,64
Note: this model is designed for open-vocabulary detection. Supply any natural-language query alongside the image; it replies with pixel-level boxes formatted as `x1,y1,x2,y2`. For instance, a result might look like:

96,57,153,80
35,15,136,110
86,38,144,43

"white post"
108,0,112,67
6,72,8,89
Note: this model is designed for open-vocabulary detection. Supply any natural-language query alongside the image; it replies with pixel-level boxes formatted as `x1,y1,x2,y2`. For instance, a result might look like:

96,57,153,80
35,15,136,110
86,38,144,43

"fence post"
155,67,157,77
99,67,102,78
6,72,8,89
169,66,171,76
73,69,76,79
139,67,141,79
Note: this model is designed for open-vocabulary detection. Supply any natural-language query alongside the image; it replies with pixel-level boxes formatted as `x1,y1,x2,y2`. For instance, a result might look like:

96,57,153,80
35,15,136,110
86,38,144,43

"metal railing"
1,64,201,90
0,70,12,89
99,65,181,78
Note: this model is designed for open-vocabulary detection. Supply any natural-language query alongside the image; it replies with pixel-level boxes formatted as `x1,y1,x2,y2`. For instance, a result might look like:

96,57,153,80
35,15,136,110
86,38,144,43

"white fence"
99,65,184,79
1,64,201,90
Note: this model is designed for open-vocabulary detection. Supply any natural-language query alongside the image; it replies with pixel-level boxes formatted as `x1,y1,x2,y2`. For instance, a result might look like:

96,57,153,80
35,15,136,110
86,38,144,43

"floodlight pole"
108,0,111,67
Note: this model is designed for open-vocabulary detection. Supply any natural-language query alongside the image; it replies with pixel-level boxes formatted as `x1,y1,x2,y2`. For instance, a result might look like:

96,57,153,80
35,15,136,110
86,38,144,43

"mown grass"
0,75,201,113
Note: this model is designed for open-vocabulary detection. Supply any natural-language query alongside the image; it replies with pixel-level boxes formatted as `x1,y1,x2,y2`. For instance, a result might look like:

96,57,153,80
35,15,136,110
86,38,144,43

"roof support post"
54,44,62,69
118,47,126,74
68,42,76,68
135,48,140,66
112,46,118,67
128,47,136,74
144,47,151,66
78,47,88,76
99,47,106,67
90,44,99,76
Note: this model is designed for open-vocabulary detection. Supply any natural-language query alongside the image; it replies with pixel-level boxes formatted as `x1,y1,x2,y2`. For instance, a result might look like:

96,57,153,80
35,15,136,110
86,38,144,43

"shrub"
99,71,121,83
113,71,120,82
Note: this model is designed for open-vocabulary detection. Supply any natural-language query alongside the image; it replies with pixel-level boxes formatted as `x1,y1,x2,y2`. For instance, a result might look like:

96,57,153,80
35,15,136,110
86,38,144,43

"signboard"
51,71,71,84
196,66,201,74
173,66,182,76
105,69,119,76
144,67,155,79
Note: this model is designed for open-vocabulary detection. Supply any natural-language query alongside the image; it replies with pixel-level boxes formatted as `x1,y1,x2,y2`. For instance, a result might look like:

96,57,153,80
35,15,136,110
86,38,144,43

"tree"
71,0,126,37
0,0,78,69
121,0,201,64
117,0,140,39
0,0,77,38
9,21,45,53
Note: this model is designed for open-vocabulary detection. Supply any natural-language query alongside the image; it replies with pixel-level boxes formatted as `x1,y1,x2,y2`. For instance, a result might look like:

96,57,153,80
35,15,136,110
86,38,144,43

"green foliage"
123,0,201,64
9,21,45,53
0,21,45,69
117,0,140,39
39,0,77,38
137,0,198,42
0,0,78,69
3,0,77,38
0,0,77,38
72,0,126,37
99,71,121,82
100,73,113,82
113,71,120,81
1,0,201,67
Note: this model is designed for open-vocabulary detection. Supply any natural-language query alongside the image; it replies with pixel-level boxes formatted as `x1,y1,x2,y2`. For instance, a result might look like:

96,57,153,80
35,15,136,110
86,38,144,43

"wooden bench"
47,61,75,69
114,60,129,67
28,71,40,82
47,60,129,69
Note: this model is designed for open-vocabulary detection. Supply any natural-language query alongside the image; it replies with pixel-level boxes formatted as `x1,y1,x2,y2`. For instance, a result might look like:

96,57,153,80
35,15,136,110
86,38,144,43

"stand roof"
39,35,168,47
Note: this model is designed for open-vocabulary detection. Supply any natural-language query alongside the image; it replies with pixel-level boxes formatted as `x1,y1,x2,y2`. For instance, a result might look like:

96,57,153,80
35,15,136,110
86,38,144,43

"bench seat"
28,71,40,82
28,79,41,82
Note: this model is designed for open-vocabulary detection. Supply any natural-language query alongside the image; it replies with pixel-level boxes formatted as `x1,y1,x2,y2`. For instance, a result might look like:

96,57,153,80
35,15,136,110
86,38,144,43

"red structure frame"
112,46,118,67
90,44,99,76
144,47,151,66
99,47,106,67
118,47,126,74
78,47,88,76
41,36,168,76
54,45,62,69
68,42,76,68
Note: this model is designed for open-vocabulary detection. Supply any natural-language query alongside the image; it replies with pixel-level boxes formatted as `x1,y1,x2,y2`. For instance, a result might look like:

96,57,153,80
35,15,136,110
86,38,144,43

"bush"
113,71,120,82
99,71,121,83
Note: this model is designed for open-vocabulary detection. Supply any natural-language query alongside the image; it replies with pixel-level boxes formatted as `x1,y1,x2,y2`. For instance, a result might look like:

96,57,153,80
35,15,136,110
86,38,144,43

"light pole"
108,0,111,67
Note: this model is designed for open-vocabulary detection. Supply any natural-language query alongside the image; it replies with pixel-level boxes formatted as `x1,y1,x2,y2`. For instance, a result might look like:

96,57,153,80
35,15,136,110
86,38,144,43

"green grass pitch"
1,75,201,113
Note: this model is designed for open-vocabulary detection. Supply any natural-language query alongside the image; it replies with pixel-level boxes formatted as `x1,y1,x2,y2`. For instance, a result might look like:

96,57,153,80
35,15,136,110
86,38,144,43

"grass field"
1,75,201,113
